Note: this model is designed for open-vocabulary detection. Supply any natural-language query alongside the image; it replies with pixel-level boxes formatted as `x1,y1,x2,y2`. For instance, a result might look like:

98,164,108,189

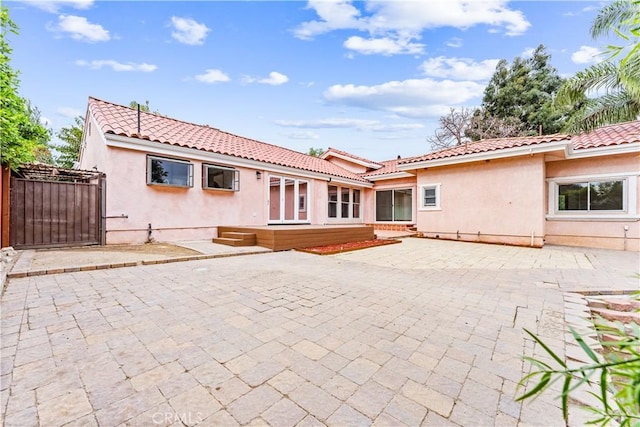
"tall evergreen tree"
470,45,568,140
55,116,84,168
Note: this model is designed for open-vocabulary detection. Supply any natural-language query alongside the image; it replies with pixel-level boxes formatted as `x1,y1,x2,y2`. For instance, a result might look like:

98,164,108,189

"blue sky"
6,0,608,162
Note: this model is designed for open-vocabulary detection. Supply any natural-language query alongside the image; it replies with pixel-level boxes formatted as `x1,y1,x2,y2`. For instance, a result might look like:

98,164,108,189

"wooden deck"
217,225,375,251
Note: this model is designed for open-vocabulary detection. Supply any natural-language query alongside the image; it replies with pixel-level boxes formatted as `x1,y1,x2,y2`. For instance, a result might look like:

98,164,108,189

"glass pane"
299,181,307,221
328,185,338,202
352,190,360,218
341,187,350,202
207,167,234,189
151,159,190,186
353,203,360,218
269,177,280,221
341,201,349,218
590,181,623,210
328,185,337,218
376,190,392,221
284,179,295,221
394,189,412,221
558,183,587,210
423,187,436,206
353,189,360,204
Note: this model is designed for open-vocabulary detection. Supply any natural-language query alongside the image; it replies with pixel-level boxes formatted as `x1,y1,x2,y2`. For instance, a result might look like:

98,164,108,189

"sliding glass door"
375,189,412,222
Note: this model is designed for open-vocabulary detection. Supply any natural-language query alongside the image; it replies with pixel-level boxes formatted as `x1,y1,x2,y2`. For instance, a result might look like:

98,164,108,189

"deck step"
213,232,256,247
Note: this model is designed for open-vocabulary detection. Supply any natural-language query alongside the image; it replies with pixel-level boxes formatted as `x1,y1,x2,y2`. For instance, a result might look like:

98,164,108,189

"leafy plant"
517,307,640,426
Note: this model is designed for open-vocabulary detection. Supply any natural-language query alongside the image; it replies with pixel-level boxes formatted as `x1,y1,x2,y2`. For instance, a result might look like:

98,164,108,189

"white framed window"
419,184,441,211
328,185,361,219
376,188,413,221
147,155,193,187
203,164,239,191
299,194,307,212
547,173,638,220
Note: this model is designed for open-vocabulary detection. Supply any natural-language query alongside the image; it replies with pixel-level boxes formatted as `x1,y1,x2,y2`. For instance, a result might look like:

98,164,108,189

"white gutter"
564,141,640,159
105,134,374,188
397,140,571,170
364,171,415,181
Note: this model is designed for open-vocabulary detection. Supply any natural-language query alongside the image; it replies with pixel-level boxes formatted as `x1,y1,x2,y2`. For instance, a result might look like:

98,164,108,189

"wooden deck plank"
218,225,374,251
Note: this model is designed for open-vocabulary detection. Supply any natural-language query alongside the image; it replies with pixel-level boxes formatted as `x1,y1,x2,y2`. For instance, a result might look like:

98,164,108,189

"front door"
268,175,309,223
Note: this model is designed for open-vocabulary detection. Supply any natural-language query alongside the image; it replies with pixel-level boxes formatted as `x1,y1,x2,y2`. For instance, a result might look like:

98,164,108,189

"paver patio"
1,238,638,426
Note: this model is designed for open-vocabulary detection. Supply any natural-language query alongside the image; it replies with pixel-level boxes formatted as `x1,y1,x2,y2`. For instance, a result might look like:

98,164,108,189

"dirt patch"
36,242,200,257
296,239,401,255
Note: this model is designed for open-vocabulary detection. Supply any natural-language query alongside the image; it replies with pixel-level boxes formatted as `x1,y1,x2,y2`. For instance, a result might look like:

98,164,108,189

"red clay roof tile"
88,97,369,183
400,120,640,166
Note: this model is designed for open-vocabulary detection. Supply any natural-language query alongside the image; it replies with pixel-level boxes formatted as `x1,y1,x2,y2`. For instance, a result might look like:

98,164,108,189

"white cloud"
40,116,52,128
420,56,499,81
244,71,289,85
571,45,603,64
170,17,210,45
521,46,535,57
75,60,157,72
323,78,484,118
344,35,424,55
194,69,230,83
283,131,320,140
48,14,110,42
19,0,93,13
57,107,83,118
446,37,463,48
294,0,530,55
275,118,424,132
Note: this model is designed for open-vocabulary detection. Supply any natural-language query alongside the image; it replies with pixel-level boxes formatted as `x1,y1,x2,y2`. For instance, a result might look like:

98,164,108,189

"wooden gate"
10,177,103,249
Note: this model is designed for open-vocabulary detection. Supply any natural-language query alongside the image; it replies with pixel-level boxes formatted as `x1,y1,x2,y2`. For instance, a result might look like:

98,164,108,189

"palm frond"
556,62,623,105
563,90,640,132
591,0,640,39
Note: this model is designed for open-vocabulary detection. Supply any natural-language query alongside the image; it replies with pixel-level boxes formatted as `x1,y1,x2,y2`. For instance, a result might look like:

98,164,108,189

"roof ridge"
88,96,319,160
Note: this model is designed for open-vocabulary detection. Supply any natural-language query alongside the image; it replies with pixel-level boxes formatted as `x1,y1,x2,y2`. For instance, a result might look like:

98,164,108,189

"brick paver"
1,239,638,426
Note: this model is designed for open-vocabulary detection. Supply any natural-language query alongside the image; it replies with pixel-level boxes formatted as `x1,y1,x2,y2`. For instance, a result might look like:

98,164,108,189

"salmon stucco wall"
364,176,417,228
416,155,546,247
80,131,353,243
545,153,639,251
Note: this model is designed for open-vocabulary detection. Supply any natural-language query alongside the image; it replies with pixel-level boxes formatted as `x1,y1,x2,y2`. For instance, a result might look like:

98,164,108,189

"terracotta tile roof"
88,97,368,183
400,120,640,166
399,133,570,165
361,157,420,177
322,147,382,167
572,120,640,149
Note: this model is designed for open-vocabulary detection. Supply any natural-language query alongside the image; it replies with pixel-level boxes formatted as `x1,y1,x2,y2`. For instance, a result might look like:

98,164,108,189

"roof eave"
321,151,382,170
397,140,571,171
566,141,640,159
364,171,414,181
104,133,373,187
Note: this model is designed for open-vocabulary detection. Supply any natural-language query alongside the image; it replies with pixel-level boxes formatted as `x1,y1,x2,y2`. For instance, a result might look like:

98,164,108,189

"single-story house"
78,97,639,251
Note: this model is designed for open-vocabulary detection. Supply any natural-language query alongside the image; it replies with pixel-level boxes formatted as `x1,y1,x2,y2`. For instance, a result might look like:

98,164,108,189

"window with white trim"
203,164,239,191
548,173,638,219
419,184,441,210
147,156,193,187
328,185,361,219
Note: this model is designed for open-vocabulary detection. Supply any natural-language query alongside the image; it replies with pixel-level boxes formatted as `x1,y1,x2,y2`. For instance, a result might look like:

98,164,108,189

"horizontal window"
147,156,193,187
558,180,623,211
203,164,239,191
547,173,638,220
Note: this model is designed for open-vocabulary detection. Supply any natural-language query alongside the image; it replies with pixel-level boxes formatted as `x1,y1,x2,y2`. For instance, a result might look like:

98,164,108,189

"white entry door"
268,176,309,223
